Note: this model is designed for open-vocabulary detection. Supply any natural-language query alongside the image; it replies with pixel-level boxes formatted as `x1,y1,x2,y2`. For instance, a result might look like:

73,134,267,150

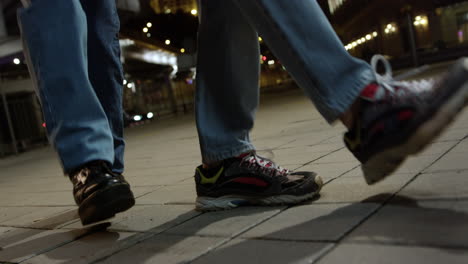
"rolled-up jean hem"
201,143,255,164
319,68,376,124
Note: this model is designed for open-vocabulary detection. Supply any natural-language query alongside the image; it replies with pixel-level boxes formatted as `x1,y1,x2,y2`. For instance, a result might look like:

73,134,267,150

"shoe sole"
78,183,135,225
362,58,468,185
195,175,323,211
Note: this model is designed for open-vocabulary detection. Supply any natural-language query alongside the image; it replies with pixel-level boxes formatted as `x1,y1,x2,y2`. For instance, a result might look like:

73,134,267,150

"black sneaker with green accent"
194,152,323,211
345,56,468,185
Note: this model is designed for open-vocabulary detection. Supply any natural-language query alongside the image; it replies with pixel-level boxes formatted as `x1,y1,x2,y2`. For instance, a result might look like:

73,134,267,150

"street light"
147,22,152,28
191,9,197,15
165,39,171,45
180,48,185,53
143,27,148,33
13,58,20,65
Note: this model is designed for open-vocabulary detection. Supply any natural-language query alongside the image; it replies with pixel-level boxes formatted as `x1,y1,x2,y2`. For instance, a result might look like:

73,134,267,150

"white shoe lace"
240,153,290,177
370,55,435,97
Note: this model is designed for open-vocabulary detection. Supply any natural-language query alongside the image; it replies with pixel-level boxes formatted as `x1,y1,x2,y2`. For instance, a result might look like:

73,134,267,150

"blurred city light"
147,112,154,119
123,79,128,85
13,58,20,65
165,39,171,45
133,115,142,121
268,60,275,65
180,48,185,53
147,33,151,37
191,9,197,15
414,15,428,27
147,22,152,28
258,36,263,42
143,27,148,33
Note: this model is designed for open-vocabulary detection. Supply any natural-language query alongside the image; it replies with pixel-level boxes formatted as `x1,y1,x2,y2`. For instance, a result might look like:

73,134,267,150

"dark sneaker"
194,152,323,211
69,161,135,225
345,55,468,185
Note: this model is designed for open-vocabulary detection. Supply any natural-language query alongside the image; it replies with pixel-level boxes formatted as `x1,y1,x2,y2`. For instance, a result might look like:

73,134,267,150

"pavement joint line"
343,240,468,251
294,146,346,170
89,210,205,264
311,137,467,263
186,206,292,263
15,225,105,264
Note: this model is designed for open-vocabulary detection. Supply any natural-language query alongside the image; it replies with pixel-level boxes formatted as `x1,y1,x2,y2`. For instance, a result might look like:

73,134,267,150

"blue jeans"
196,0,375,164
18,0,124,173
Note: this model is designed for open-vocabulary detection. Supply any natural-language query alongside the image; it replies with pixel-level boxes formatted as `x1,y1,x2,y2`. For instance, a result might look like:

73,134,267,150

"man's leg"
231,0,468,183
18,0,134,225
195,0,259,165
80,0,125,174
18,0,114,171
194,0,322,211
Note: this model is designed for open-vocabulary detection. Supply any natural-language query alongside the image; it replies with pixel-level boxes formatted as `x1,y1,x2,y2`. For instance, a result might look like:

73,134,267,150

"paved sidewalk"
1,90,468,264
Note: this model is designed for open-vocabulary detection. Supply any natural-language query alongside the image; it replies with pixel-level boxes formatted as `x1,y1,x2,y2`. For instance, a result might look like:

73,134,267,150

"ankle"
340,98,361,130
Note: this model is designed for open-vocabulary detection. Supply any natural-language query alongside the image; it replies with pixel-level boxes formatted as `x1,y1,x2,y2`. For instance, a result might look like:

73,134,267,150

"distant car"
123,111,157,127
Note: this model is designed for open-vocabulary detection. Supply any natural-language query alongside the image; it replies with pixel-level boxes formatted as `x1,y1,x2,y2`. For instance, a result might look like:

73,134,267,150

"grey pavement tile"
166,206,284,237
317,173,414,204
24,231,139,264
316,243,468,264
433,127,468,142
0,191,75,207
62,205,199,233
135,183,197,205
417,141,459,156
311,148,357,164
0,207,77,229
400,171,468,200
193,239,333,264
346,197,468,248
241,203,378,241
424,139,468,173
0,227,91,263
271,148,332,166
298,162,359,182
97,234,225,264
393,155,440,174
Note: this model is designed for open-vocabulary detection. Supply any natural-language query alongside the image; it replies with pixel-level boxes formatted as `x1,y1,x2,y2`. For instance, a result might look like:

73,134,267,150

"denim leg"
17,0,114,172
234,0,376,123
196,0,259,164
80,0,125,174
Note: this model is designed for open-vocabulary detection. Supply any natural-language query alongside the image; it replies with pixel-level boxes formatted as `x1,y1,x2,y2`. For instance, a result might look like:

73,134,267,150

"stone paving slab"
0,227,91,263
0,207,76,229
192,239,333,264
241,203,378,241
135,183,197,205
165,207,284,237
96,234,225,264
346,198,468,248
400,171,468,200
62,205,199,234
298,162,359,183
23,231,144,264
317,173,414,204
316,243,468,264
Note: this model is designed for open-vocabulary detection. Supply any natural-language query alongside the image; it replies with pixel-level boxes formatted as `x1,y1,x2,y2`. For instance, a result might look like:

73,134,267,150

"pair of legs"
18,0,134,225
196,0,374,164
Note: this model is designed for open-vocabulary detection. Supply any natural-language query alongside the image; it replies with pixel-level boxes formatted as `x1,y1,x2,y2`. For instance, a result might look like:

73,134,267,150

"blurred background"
0,0,467,156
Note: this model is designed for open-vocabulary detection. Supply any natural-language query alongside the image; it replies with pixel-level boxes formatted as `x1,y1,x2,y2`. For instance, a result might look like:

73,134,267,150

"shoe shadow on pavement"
0,205,272,263
2,193,468,263
189,194,468,264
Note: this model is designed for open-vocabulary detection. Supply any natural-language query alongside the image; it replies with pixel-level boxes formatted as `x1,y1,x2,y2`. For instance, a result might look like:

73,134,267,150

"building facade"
150,0,197,14
328,0,468,65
